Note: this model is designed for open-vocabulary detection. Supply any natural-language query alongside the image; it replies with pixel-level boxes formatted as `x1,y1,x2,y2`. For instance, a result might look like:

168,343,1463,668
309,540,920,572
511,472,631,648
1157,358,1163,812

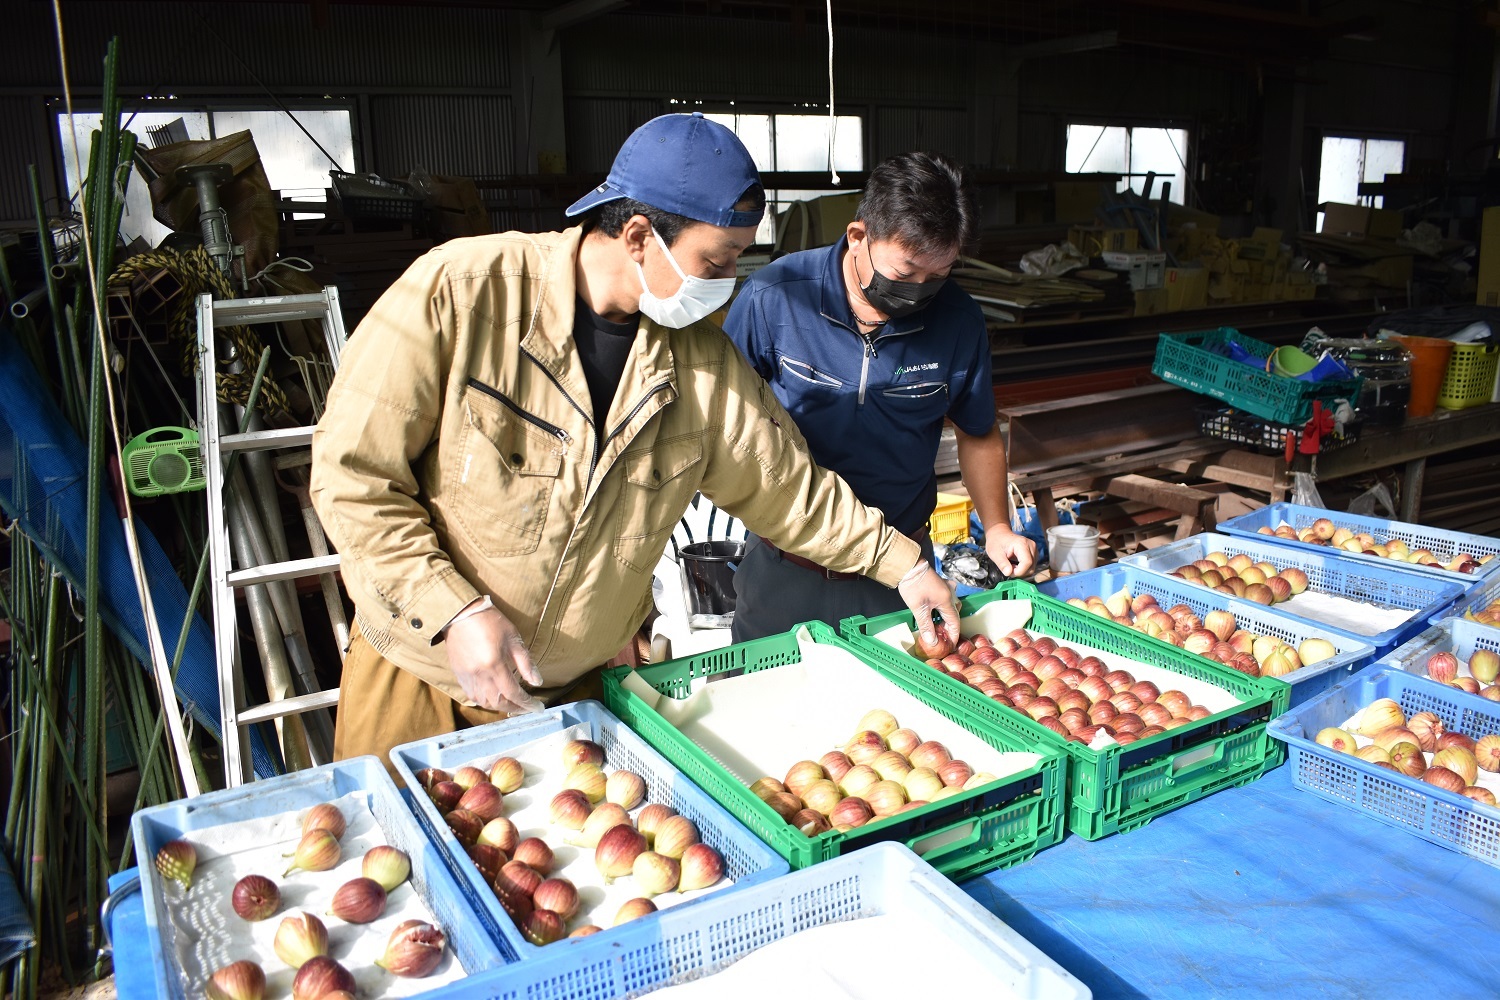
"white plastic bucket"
1046,524,1100,574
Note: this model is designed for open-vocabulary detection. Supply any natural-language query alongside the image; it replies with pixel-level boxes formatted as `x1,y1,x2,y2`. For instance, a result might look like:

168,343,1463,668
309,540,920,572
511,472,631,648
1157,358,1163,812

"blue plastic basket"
414,843,1091,1000
1037,564,1376,706
1267,665,1500,867
1218,502,1500,587
130,757,502,1000
1118,532,1465,655
1443,572,1500,629
1372,617,1500,694
389,700,789,961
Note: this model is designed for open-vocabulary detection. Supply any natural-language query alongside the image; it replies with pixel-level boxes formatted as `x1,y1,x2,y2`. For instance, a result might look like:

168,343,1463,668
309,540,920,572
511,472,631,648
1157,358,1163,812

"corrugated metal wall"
371,96,516,177
564,97,665,173
875,107,971,163
0,97,50,223
4,2,512,91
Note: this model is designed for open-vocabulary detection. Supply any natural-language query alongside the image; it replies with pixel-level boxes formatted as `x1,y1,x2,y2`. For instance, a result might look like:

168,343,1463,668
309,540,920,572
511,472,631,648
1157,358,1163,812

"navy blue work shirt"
723,237,996,537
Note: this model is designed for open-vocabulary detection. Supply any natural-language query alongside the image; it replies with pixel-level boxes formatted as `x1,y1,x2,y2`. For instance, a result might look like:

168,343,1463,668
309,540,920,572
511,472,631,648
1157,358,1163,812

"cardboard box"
1478,206,1500,306
1163,266,1208,312
1237,227,1284,261
1326,254,1413,289
416,173,490,237
1069,226,1138,255
1283,282,1317,301
1133,287,1172,316
775,192,862,252
1319,202,1402,240
1053,181,1104,223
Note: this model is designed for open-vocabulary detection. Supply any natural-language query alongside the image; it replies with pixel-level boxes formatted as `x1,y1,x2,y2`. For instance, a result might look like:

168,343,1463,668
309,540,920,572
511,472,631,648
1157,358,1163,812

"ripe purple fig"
291,956,355,1000
457,781,504,822
328,876,387,923
678,842,724,892
300,803,346,840
231,874,280,921
377,918,447,978
562,738,605,768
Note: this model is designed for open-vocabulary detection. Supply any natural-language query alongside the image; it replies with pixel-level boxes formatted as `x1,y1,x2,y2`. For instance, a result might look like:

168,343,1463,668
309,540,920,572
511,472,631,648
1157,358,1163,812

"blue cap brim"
565,182,623,218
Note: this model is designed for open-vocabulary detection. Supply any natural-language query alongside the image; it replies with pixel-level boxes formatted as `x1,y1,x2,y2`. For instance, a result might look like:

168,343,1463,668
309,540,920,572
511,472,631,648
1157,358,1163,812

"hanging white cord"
826,0,840,186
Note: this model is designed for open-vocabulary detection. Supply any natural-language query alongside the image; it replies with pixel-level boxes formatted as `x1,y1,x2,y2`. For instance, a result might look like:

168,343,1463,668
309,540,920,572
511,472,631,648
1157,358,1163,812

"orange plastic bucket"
1390,335,1454,417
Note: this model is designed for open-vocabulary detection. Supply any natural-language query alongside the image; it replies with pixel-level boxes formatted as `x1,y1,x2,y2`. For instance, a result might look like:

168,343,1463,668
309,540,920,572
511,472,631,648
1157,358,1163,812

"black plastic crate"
1195,404,1361,455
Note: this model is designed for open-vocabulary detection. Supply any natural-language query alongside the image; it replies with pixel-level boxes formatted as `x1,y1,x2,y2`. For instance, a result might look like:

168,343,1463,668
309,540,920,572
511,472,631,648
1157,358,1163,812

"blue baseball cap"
565,112,764,229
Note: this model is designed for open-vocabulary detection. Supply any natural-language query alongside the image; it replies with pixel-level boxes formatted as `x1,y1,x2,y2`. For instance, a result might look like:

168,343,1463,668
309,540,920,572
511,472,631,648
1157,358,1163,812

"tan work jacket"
310,227,920,704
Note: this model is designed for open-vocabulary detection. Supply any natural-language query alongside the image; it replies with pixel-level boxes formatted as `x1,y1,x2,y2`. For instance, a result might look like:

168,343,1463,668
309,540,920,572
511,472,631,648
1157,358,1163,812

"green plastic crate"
602,621,1067,879
1152,327,1363,425
840,582,1292,840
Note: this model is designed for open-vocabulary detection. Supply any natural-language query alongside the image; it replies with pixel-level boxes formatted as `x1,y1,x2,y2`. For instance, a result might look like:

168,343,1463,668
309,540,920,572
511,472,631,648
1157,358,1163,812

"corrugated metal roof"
0,97,52,224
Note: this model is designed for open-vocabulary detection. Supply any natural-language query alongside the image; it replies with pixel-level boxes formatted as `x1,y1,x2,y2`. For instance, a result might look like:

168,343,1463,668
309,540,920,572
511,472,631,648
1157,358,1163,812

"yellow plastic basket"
928,492,974,544
1437,341,1499,410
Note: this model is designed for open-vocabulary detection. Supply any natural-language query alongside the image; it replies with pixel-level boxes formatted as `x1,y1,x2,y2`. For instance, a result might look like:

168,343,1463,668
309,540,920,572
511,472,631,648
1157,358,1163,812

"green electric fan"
122,426,207,497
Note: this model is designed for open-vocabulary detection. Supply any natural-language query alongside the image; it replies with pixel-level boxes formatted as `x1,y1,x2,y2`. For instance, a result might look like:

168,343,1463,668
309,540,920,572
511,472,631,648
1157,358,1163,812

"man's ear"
623,214,653,263
845,220,867,249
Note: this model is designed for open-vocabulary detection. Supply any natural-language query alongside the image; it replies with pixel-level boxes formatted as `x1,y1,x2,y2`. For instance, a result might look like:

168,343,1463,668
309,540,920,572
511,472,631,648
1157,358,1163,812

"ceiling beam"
539,0,628,31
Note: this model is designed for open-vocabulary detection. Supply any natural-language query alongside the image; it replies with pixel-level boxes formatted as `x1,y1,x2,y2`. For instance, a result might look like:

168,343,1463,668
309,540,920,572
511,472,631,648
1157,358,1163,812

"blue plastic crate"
130,757,503,1000
1267,665,1500,867
1119,532,1465,655
1443,572,1500,629
1037,564,1376,706
415,842,1091,1000
1218,502,1500,587
390,700,789,962
1373,617,1500,695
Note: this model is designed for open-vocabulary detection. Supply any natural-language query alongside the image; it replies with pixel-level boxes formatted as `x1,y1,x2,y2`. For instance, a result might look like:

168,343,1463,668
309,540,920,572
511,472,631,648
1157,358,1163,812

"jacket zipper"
465,377,571,444
858,336,874,406
599,380,674,460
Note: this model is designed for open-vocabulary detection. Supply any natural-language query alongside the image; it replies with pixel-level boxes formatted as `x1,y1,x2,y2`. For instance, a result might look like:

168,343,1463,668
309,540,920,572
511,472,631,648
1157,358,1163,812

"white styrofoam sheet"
157,792,464,997
621,628,1042,786
871,600,1244,718
442,724,733,934
1274,589,1415,637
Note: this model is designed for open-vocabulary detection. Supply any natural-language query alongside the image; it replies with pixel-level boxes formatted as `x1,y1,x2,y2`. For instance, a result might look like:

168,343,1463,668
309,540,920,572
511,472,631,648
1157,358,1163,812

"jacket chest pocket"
450,391,565,558
613,435,704,574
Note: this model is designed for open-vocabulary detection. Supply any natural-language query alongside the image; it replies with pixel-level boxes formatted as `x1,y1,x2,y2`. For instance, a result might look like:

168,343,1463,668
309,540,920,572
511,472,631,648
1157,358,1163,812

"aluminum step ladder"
197,287,350,786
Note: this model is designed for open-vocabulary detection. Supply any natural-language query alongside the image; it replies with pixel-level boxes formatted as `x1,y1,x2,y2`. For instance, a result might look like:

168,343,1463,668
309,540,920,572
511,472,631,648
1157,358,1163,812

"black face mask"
856,243,946,319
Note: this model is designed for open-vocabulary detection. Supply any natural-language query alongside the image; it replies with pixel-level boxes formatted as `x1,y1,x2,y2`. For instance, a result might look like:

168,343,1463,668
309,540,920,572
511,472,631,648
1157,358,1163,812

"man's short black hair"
856,152,977,257
582,184,767,246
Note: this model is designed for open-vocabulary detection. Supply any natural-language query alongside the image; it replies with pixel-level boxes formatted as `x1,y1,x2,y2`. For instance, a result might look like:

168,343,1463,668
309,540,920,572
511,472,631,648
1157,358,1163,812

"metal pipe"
9,287,47,319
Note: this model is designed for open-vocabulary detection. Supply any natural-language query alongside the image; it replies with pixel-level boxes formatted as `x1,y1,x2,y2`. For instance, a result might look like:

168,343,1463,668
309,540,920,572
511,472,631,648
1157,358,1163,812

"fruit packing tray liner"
153,791,465,997
619,627,1041,784
1268,589,1415,637
642,912,1038,1000
869,599,1245,719
436,722,736,932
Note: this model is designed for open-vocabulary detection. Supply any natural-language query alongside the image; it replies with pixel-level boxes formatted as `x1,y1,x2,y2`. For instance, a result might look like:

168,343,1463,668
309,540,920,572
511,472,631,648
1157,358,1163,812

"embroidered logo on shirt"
893,362,940,377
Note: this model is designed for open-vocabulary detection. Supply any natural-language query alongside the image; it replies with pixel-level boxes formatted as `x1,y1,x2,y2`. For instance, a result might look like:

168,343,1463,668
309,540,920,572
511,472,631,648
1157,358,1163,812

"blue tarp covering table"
105,765,1500,998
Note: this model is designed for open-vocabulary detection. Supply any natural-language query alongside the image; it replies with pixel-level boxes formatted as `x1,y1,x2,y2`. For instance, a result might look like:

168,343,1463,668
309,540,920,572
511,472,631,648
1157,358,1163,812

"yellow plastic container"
1437,341,1500,410
928,492,975,544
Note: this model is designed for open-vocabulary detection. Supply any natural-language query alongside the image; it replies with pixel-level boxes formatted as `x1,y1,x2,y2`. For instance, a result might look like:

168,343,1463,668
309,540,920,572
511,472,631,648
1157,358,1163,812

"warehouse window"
56,107,354,247
705,112,864,245
1065,124,1188,204
1316,136,1404,215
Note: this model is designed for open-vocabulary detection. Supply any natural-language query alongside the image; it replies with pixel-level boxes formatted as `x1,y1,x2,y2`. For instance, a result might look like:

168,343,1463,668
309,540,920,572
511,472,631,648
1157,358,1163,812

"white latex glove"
897,561,960,648
444,605,545,714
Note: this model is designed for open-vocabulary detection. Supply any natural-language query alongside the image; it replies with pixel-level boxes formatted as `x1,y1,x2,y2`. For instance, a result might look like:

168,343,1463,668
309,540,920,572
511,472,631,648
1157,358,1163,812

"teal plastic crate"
389,701,788,960
841,582,1291,840
602,621,1068,880
1152,327,1363,425
1219,501,1500,587
130,757,503,999
416,843,1091,999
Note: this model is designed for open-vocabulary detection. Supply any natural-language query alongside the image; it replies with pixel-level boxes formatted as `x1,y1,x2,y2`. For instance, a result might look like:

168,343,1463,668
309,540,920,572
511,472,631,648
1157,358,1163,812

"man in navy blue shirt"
723,151,1036,641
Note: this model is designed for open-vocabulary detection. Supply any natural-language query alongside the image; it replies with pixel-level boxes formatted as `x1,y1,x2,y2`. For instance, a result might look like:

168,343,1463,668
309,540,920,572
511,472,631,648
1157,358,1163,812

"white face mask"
635,229,737,329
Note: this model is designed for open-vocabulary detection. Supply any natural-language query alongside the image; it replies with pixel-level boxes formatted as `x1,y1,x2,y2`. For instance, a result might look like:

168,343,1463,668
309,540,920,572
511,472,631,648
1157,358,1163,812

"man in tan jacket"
311,113,958,764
